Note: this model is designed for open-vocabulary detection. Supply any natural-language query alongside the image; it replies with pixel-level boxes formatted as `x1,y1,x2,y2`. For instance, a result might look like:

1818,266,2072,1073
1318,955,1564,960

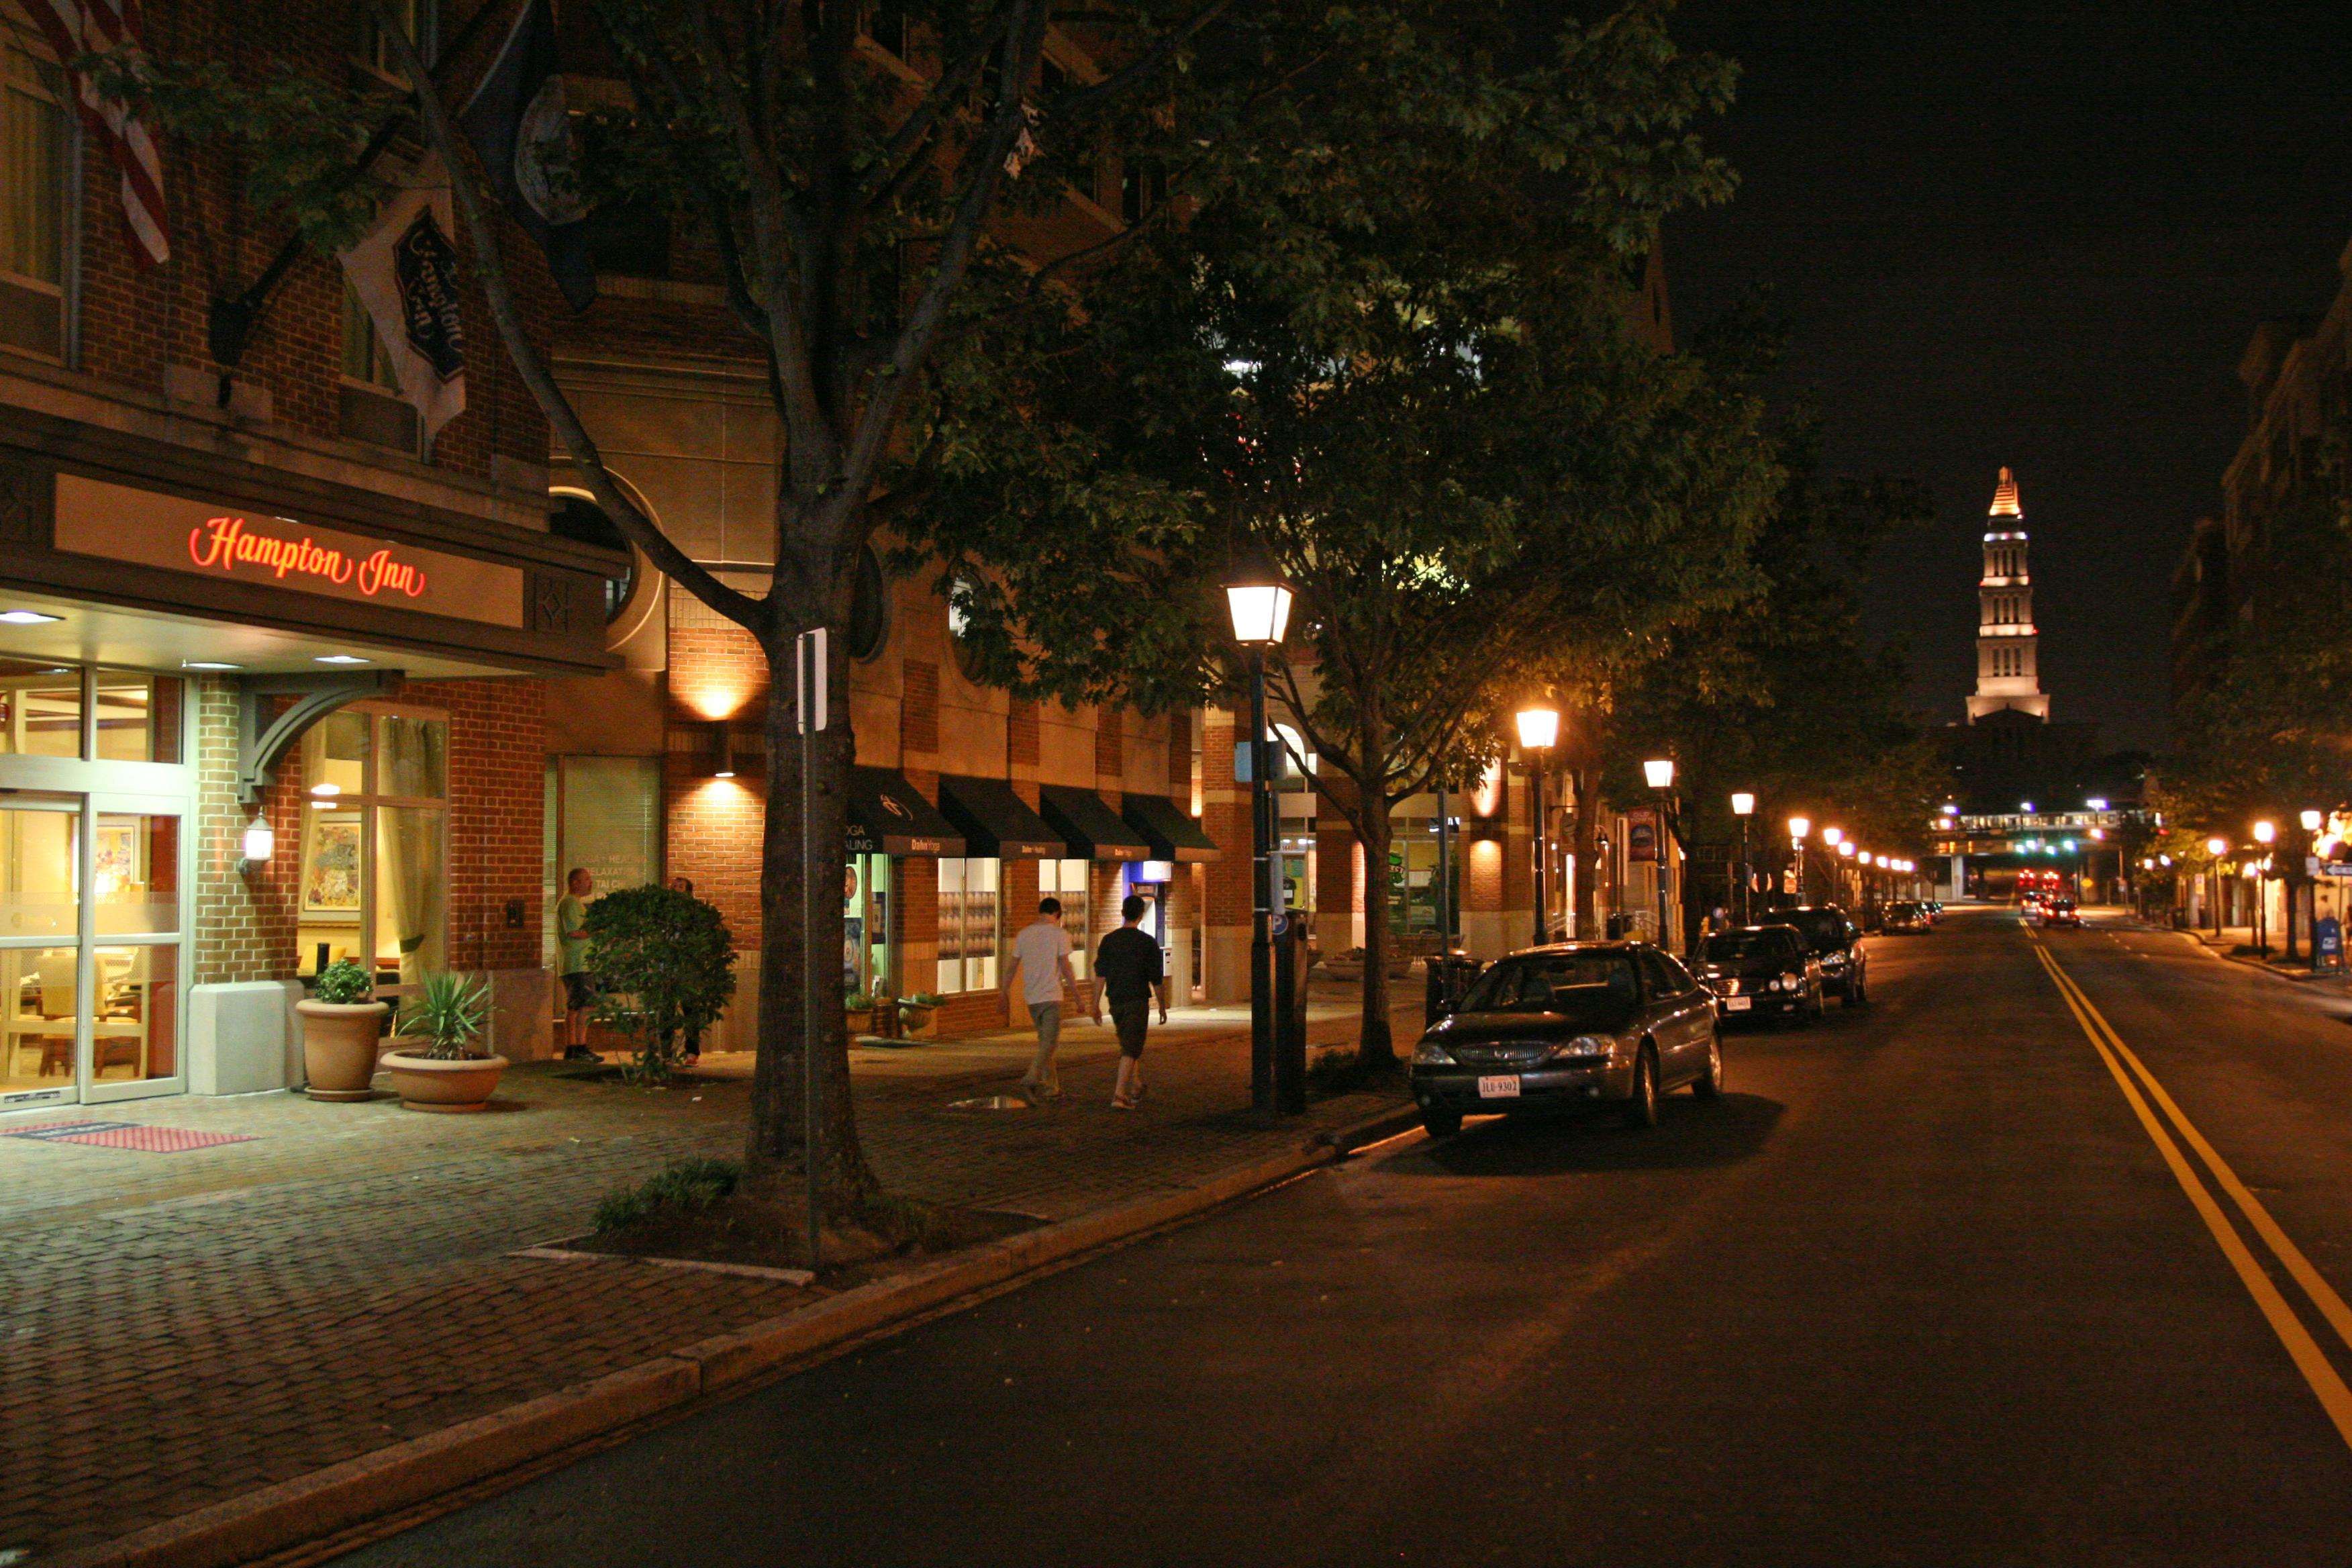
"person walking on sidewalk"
1097,895,1169,1109
1003,897,1081,1103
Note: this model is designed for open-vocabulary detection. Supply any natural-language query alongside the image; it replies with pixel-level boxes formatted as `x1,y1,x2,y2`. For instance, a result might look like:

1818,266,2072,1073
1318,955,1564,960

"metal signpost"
796,628,828,1272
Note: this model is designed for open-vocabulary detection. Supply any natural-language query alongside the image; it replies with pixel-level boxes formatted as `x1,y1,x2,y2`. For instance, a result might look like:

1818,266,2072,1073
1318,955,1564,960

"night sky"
1667,1,2352,752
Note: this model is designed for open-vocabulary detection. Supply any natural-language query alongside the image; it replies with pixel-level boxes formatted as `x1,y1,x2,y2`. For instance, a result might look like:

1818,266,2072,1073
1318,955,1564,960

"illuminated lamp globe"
2253,820,2276,846
1642,758,1676,791
1787,816,1810,841
2302,810,2324,833
1514,706,1560,751
1223,559,1293,648
1730,791,1755,818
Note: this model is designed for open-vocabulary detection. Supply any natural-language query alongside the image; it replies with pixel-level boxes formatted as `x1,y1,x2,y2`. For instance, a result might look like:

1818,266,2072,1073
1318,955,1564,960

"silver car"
1409,942,1723,1138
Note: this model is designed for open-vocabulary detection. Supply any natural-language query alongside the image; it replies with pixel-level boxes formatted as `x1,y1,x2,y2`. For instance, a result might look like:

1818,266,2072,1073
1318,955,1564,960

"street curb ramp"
45,1101,1420,1568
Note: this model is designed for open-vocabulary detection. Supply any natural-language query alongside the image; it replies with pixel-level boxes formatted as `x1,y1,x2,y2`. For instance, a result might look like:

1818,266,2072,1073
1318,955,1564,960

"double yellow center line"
2032,936,2352,1449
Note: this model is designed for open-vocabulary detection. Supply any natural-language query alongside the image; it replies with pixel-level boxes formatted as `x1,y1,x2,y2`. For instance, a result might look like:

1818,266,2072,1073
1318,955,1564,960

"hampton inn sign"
54,474,524,626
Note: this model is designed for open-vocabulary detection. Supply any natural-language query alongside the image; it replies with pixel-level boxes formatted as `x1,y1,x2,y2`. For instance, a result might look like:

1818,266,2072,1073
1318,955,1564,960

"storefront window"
93,675,185,763
844,853,893,998
936,857,999,994
91,942,177,1084
0,661,80,756
1040,857,1089,979
298,705,448,993
2,945,75,1094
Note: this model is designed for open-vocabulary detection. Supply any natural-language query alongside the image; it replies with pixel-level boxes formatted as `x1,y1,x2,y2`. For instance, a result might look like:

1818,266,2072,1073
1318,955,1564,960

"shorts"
1110,998,1149,1059
562,971,597,1012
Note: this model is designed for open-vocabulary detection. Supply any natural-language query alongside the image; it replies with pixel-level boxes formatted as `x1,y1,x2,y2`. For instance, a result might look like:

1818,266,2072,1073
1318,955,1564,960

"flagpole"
205,0,511,388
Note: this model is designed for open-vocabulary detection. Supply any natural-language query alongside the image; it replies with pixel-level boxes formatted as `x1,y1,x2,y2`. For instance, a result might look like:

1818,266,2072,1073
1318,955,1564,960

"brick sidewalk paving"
0,1002,1418,1561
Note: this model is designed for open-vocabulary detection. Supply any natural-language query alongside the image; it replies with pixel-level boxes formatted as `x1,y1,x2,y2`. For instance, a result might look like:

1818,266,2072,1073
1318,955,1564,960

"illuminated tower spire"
1966,467,2050,721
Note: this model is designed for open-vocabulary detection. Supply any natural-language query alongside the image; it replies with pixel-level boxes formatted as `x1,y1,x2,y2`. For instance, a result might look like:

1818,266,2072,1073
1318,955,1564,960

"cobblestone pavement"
0,1001,1417,1560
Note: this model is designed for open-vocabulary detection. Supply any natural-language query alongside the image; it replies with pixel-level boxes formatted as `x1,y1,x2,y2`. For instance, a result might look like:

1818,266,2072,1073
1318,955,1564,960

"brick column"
1201,706,1251,1002
1313,772,1364,958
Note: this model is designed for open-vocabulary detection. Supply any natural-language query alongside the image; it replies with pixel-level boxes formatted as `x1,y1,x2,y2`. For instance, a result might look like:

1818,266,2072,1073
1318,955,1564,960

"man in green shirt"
555,867,597,1061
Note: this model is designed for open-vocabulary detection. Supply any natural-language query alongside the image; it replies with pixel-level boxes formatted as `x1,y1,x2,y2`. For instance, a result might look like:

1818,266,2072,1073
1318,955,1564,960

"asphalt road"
340,909,2352,1567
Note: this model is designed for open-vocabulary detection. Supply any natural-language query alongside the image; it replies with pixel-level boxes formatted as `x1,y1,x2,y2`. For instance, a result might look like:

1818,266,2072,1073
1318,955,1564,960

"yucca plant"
399,972,490,1061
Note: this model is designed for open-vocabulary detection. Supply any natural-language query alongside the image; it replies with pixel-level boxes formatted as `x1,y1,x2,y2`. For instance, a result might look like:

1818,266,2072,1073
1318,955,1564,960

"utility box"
187,981,303,1095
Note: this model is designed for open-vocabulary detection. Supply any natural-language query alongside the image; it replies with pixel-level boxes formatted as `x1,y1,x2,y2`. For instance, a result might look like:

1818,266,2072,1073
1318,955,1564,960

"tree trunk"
1357,793,1396,1067
742,574,878,1210
1571,767,1600,937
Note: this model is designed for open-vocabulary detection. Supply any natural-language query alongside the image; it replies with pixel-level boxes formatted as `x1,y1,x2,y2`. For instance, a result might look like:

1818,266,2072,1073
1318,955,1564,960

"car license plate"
1724,995,1752,1012
1477,1075,1520,1099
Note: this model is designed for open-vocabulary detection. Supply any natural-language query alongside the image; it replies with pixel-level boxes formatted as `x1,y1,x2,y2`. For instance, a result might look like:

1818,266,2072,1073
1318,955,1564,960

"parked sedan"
1410,942,1722,1138
1765,905,1869,1005
1695,925,1823,1024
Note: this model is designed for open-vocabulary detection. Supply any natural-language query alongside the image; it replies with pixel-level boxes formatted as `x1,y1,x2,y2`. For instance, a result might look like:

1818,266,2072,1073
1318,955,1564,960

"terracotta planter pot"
383,1050,509,1114
297,999,389,1101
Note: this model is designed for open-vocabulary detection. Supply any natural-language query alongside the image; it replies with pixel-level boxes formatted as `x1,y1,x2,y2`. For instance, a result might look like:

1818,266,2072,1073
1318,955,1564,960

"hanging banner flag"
459,0,597,312
26,0,170,266
337,170,467,446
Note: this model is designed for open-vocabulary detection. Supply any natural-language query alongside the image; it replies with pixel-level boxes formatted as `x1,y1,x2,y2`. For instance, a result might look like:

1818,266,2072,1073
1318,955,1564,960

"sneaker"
562,1046,600,1063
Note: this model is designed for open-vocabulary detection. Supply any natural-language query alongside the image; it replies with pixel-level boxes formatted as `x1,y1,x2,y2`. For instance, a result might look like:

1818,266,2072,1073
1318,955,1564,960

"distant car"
1925,900,1944,925
1882,900,1930,934
1764,905,1869,1006
1410,942,1722,1138
1695,925,1823,1024
2041,897,2081,928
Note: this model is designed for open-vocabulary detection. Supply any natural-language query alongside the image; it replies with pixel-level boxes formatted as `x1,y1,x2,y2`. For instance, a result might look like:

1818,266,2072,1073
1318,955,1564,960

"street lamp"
1644,758,1676,948
2206,836,2229,940
2253,820,2277,955
1517,705,1561,943
1226,558,1293,1115
1787,816,1810,904
1730,791,1755,924
2300,810,2325,966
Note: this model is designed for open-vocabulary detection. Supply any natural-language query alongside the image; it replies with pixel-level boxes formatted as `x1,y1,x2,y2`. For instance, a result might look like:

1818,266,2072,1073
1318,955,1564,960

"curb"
2163,926,2332,987
44,1097,1420,1568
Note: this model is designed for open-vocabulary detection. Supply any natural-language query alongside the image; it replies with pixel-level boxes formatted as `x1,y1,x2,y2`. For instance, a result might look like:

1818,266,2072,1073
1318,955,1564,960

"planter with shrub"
297,959,387,1101
383,972,506,1113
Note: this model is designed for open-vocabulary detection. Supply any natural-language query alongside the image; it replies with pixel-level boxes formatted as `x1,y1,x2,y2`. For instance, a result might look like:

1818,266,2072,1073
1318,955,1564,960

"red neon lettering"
183,515,426,597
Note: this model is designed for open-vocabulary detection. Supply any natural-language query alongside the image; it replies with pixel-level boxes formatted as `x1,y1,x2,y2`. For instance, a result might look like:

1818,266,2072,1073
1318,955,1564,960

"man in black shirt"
1095,895,1169,1109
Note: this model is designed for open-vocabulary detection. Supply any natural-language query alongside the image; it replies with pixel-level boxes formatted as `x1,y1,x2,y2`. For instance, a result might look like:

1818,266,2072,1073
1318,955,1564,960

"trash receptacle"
1424,951,1481,1026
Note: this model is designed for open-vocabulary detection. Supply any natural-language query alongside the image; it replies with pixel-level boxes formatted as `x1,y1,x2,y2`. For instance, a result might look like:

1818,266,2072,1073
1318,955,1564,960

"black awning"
1038,785,1151,861
1121,793,1218,863
847,768,964,857
936,775,1065,860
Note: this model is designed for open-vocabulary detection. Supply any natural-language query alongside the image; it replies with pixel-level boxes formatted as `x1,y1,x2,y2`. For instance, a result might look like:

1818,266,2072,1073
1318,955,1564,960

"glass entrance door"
0,795,185,1108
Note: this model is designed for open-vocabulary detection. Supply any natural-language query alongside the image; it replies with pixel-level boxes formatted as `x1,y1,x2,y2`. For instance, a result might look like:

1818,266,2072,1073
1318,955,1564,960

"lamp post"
1517,705,1561,943
1730,792,1755,926
1644,758,1677,950
1226,562,1293,1115
1787,816,1811,906
2302,808,2324,965
2253,819,2277,956
2206,836,2228,939
1836,838,1856,908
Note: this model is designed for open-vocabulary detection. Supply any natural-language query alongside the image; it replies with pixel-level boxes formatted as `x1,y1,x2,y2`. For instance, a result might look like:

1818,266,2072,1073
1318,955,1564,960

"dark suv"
1764,905,1869,1006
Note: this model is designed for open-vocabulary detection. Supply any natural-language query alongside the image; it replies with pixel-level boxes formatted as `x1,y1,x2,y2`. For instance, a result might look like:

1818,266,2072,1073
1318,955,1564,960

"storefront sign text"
187,514,429,599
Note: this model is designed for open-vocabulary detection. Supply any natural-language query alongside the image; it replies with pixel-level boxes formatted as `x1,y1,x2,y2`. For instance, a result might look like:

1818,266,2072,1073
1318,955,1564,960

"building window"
935,856,999,993
1039,856,1089,979
544,754,660,973
1122,159,1167,226
0,30,65,358
297,706,448,995
340,275,421,454
0,663,183,762
551,494,638,624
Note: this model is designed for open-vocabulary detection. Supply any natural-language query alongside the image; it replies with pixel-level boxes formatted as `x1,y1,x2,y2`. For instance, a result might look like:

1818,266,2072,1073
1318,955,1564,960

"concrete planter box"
383,1050,509,1114
297,1000,389,1101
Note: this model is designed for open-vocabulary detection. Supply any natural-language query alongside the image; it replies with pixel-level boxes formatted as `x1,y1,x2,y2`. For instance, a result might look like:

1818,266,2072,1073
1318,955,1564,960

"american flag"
24,0,169,267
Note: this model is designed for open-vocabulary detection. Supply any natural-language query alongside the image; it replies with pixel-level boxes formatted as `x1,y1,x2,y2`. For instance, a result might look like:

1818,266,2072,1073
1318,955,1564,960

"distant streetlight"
2253,820,2277,846
1226,556,1294,1116
1787,816,1811,904
2302,809,2324,833
1643,758,1677,947
2203,836,2228,941
2206,837,2228,857
1517,705,1561,942
1730,793,1756,923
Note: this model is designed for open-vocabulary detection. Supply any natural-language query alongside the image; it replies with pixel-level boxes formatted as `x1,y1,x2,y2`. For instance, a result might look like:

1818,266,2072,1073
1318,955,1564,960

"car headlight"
1413,1040,1456,1067
1546,1034,1612,1065
1782,972,1804,989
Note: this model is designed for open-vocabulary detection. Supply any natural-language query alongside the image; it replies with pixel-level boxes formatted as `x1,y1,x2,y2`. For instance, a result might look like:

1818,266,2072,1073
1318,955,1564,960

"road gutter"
42,1099,1420,1568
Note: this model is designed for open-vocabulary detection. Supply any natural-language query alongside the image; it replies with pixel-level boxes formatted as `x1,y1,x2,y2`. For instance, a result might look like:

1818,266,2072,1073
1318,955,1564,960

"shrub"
582,885,738,1082
398,971,489,1061
593,1157,741,1232
313,958,373,1005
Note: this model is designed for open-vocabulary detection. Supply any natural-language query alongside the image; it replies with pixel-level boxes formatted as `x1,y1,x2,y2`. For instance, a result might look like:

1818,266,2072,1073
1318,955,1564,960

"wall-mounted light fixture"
709,720,736,779
237,812,275,876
